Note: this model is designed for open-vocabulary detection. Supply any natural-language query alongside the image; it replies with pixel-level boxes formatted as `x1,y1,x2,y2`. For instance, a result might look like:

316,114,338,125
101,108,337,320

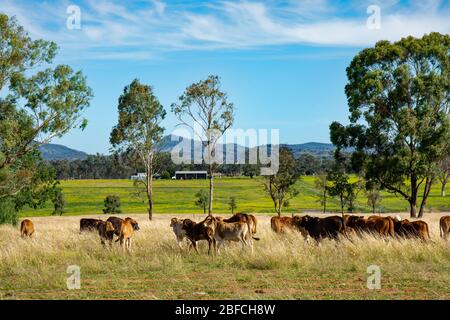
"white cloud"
1,0,449,61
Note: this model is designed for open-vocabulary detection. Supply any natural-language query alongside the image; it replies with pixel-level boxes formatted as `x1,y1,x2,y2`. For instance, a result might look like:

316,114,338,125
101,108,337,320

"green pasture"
20,177,450,217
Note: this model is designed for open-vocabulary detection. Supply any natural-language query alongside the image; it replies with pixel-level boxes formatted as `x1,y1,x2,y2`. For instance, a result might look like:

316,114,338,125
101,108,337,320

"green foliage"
0,13,92,223
314,175,329,213
228,196,237,214
366,184,382,214
110,79,166,220
171,75,235,214
242,164,259,178
263,148,300,216
161,171,171,179
0,198,18,226
52,187,65,216
330,32,450,218
195,189,209,214
103,195,122,214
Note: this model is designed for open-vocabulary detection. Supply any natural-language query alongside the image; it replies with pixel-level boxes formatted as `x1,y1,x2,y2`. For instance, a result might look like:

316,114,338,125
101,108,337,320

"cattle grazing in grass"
440,216,450,240
108,216,139,237
298,215,347,241
170,217,187,248
181,218,215,255
270,216,295,233
205,216,254,253
97,220,115,246
365,216,395,237
80,218,102,233
393,219,430,241
20,219,35,238
115,217,139,250
223,213,259,240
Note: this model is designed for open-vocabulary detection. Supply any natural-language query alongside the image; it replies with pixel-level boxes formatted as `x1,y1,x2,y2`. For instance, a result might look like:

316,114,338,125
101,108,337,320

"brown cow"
270,216,295,233
182,218,215,255
115,217,139,250
223,213,259,240
366,216,395,237
107,216,140,236
80,218,102,233
96,221,115,246
170,217,187,248
394,219,430,241
20,219,35,238
440,216,450,240
205,216,253,253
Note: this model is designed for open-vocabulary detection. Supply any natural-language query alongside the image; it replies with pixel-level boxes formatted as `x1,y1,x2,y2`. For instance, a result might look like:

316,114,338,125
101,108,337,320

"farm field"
20,177,450,217
1,213,449,300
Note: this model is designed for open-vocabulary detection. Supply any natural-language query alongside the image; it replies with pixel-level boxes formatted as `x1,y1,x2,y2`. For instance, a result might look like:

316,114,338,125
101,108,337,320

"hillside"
39,144,88,161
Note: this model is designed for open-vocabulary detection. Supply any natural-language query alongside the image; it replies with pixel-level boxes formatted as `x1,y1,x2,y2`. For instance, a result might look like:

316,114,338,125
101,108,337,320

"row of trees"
260,33,450,218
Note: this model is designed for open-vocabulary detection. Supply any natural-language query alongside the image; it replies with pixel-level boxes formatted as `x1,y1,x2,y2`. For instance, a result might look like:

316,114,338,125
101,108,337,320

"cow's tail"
440,220,443,238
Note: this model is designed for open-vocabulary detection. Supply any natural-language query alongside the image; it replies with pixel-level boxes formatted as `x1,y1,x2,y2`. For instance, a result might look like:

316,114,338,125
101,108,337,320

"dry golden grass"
0,212,449,300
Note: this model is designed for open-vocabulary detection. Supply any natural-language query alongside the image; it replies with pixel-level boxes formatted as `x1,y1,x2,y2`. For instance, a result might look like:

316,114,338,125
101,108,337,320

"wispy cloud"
1,0,449,61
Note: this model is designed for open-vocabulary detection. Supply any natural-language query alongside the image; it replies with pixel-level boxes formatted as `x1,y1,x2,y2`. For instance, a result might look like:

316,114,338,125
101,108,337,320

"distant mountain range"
39,144,88,161
39,135,336,161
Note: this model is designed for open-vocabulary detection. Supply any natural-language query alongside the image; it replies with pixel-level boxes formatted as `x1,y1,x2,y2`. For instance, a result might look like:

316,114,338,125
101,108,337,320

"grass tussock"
0,213,449,300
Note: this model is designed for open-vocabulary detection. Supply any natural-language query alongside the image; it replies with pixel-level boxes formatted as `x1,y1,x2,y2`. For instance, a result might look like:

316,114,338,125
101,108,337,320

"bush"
161,170,171,179
0,198,18,226
52,188,65,216
103,195,122,214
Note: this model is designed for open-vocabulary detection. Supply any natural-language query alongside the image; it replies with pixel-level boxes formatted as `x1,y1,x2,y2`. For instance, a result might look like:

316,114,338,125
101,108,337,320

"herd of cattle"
18,213,450,253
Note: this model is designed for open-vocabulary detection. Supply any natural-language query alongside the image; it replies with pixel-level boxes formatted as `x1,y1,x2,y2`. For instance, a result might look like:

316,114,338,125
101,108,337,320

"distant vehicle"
130,173,161,180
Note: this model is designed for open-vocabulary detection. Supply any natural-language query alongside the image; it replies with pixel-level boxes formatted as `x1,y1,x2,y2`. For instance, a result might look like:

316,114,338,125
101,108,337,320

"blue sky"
1,0,449,154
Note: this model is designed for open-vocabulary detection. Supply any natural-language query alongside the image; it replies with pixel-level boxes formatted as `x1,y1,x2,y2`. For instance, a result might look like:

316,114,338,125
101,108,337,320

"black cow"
298,215,346,241
80,218,102,233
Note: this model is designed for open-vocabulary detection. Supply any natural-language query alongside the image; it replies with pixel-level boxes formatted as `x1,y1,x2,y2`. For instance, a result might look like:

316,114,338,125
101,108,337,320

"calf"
440,216,450,240
115,217,139,250
97,221,115,246
223,213,259,240
205,216,253,253
170,217,187,248
20,219,35,238
298,215,346,241
108,216,139,236
80,218,102,233
182,218,215,255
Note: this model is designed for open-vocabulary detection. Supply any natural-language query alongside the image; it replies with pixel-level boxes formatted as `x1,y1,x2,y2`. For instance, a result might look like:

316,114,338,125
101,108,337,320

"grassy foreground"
1,213,449,299
20,177,450,216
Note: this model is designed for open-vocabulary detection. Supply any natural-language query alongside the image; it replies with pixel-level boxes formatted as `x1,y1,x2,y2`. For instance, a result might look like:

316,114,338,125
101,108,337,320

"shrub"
0,198,18,226
51,188,65,216
103,195,122,214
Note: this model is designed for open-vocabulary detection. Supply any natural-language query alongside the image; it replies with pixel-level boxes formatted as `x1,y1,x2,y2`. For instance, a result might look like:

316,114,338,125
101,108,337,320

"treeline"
48,151,338,180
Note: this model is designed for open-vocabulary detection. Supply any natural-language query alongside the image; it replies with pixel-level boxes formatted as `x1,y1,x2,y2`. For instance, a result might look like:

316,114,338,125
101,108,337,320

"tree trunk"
441,180,447,197
323,190,326,213
147,156,153,221
418,177,433,218
208,163,213,216
372,205,375,214
410,176,418,218
340,195,344,215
